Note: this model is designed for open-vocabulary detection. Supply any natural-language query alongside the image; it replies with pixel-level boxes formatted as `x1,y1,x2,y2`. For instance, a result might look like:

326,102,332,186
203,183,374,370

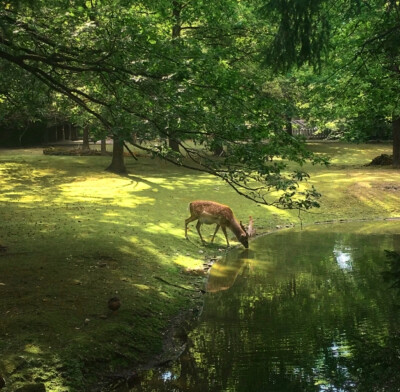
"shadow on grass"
0,155,215,391
2,144,399,390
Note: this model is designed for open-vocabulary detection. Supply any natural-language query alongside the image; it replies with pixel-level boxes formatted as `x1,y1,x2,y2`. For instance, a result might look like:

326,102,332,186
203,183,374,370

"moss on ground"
0,142,400,391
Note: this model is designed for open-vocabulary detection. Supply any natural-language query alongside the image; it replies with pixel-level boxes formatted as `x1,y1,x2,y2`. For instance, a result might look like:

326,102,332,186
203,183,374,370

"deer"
185,200,252,248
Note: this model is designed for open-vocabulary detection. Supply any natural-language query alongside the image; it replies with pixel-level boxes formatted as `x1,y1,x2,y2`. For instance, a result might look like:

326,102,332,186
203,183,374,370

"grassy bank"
1,142,400,391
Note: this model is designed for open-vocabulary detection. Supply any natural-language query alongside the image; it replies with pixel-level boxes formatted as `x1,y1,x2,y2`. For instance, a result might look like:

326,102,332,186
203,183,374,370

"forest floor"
1,141,400,391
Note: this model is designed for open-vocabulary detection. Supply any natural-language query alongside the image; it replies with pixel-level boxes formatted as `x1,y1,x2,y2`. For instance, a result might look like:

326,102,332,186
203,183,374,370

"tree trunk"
169,137,180,153
82,125,90,151
101,139,107,155
106,138,127,174
71,125,78,140
285,116,293,136
393,116,400,168
213,144,224,157
168,2,182,154
65,123,71,140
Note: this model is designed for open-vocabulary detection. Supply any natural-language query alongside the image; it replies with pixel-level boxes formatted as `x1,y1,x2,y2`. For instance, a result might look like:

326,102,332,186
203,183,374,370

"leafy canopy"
0,0,328,209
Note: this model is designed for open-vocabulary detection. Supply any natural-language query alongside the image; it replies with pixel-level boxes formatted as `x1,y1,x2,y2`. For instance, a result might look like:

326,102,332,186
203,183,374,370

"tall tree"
0,0,326,210
261,0,400,166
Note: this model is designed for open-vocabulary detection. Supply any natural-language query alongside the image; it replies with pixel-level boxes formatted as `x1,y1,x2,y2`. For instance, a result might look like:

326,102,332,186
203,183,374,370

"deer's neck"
229,218,245,239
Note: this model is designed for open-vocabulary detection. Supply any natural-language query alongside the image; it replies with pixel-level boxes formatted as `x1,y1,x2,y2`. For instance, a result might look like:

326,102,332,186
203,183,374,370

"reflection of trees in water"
132,228,400,391
382,249,400,297
348,331,400,391
183,230,400,391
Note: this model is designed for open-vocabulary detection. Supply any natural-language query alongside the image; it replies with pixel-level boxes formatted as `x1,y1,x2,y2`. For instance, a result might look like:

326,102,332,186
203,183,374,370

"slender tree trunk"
60,123,65,141
168,1,182,153
53,124,58,141
65,123,71,140
71,125,78,140
106,138,127,173
44,124,50,144
393,116,400,168
101,139,107,155
285,116,293,136
82,125,90,151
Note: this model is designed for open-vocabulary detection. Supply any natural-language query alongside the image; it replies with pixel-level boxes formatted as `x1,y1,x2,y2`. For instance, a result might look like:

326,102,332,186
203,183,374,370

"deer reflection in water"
206,248,254,293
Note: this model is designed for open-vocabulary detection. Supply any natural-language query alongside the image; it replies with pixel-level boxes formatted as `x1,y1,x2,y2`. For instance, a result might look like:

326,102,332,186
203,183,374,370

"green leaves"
0,0,327,210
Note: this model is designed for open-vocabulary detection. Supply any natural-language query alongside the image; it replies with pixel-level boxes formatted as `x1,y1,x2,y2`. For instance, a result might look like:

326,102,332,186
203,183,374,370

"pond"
130,221,400,392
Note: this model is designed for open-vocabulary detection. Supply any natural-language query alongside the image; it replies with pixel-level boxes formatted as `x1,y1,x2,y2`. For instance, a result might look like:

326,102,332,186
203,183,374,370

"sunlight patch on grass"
262,204,292,219
24,344,43,354
173,254,205,269
19,195,45,203
1,144,400,391
133,284,151,290
143,222,183,237
119,197,155,208
58,177,156,208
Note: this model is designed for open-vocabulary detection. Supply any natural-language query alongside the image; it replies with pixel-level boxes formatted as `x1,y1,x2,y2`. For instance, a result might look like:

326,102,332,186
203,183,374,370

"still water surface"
132,222,400,392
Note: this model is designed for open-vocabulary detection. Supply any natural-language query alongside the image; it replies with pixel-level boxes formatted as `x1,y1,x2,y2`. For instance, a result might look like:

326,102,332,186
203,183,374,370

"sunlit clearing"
18,195,44,203
59,177,152,204
173,254,203,269
262,204,292,218
133,284,150,290
143,222,183,237
24,344,43,354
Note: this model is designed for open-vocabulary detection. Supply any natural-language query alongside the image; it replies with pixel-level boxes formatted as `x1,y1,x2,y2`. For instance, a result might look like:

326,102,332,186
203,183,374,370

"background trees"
3,0,400,207
272,0,400,165
0,0,328,210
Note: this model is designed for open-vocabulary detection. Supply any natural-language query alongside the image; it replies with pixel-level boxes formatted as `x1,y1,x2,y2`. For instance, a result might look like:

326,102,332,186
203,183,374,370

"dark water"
131,222,400,392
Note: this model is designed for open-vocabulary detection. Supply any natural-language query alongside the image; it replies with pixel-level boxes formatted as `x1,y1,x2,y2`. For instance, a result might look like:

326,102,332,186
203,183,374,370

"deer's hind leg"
185,216,198,239
210,224,220,243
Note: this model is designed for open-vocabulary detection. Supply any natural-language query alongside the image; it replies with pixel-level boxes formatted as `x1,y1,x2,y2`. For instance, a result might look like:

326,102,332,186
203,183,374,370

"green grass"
1,142,400,391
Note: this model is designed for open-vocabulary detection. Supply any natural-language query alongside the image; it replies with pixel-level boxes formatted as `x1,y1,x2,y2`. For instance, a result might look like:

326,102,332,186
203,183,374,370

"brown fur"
185,200,249,248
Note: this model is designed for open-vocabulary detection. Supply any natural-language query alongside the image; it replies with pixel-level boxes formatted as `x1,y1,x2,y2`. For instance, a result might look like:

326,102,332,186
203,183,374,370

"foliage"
291,0,400,143
259,0,330,71
0,0,328,209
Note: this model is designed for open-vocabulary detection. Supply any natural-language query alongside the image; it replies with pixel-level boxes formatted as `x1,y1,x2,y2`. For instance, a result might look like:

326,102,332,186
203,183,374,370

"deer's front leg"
221,226,230,247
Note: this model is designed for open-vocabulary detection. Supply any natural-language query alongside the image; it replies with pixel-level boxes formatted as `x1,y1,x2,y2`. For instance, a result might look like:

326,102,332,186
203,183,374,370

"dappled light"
1,143,400,390
133,222,400,391
2,0,400,387
307,142,393,166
